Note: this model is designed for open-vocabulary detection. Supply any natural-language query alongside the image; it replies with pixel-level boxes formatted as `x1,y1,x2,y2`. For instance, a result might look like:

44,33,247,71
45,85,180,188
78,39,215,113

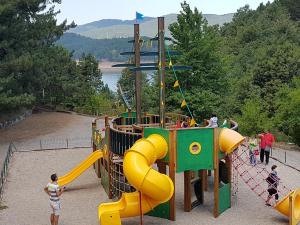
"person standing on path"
257,132,266,163
44,173,65,225
264,130,275,165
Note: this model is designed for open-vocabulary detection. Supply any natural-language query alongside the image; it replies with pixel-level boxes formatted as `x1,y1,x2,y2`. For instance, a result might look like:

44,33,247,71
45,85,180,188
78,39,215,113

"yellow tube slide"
58,150,103,186
98,134,174,225
274,188,300,225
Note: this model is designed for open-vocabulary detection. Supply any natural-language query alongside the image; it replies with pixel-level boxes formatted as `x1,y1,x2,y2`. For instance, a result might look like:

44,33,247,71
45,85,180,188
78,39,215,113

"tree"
0,0,75,114
167,1,226,120
236,98,270,136
279,0,300,21
275,78,300,145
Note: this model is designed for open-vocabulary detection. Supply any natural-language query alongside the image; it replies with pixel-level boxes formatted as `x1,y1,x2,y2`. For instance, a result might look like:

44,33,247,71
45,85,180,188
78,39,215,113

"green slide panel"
147,202,170,220
144,128,170,162
218,183,231,214
176,128,214,172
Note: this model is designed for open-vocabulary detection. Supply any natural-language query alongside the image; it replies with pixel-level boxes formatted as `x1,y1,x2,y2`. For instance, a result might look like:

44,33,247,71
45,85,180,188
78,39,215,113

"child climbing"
265,165,280,206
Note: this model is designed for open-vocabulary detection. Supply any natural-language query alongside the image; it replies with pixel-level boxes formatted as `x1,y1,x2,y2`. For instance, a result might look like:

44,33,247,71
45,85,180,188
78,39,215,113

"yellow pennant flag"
169,60,173,68
181,99,187,108
173,80,179,88
190,118,196,127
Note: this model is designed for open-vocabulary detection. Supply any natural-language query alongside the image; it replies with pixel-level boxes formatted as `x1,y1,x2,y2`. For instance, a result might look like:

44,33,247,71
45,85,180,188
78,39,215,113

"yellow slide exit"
98,134,174,225
274,189,300,225
58,150,103,186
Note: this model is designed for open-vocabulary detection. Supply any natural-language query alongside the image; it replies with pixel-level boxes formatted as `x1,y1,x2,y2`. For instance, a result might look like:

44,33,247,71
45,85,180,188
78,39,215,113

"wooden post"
106,123,112,199
169,129,176,221
158,17,166,128
134,24,142,125
105,116,109,127
199,170,206,204
184,170,192,212
213,128,220,218
157,161,167,174
92,121,96,169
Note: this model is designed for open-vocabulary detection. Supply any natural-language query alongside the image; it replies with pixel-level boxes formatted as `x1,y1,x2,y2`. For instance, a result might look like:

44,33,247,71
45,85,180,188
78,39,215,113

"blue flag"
136,12,144,21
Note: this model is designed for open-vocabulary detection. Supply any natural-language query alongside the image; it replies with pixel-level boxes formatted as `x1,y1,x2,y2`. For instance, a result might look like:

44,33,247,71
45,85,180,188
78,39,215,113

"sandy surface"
1,148,300,225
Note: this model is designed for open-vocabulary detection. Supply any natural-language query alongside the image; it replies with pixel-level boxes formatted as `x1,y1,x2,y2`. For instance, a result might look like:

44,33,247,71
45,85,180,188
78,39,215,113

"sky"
54,0,274,25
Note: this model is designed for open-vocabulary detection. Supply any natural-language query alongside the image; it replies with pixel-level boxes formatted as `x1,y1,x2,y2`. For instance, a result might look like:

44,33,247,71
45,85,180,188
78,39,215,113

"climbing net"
109,153,135,199
232,144,291,206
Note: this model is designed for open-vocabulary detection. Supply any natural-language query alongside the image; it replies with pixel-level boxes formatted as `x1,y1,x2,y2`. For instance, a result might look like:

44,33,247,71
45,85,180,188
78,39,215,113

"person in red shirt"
264,130,275,165
257,132,266,163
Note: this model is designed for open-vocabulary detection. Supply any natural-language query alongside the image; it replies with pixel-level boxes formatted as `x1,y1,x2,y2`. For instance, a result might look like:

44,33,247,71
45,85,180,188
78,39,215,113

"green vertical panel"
146,202,170,219
218,183,231,214
143,128,170,162
119,112,137,118
176,128,214,172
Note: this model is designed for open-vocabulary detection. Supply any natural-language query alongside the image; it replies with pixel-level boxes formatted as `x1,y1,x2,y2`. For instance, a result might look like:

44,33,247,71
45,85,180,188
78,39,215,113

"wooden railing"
109,127,142,156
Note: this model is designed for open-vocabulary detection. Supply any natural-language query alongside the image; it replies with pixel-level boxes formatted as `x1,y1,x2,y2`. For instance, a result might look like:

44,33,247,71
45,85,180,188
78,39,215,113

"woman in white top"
206,113,218,128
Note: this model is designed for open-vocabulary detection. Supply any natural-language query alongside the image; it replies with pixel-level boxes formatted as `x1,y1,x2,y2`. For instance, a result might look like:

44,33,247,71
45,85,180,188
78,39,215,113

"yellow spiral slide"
58,150,103,186
98,134,174,225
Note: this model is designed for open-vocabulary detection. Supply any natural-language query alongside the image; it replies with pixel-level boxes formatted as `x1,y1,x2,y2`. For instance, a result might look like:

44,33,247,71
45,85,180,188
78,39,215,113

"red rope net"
232,144,291,206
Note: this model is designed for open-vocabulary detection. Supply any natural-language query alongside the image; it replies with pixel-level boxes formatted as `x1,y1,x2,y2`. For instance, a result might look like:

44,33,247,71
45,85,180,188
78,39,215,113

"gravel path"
1,148,300,225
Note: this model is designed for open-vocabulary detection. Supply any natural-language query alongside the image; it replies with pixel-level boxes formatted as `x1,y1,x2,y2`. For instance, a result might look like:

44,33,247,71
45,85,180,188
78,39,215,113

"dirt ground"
1,112,300,225
0,112,104,165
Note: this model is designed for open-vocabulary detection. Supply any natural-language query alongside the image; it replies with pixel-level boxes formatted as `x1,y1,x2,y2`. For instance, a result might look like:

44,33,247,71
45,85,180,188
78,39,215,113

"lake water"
102,73,121,92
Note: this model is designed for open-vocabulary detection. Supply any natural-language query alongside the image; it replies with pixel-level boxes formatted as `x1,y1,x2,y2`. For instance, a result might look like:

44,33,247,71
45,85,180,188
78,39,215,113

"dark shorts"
268,188,277,196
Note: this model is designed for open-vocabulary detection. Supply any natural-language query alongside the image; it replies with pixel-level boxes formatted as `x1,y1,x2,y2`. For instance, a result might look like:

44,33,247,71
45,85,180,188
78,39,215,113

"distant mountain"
71,17,154,33
57,33,156,61
58,13,234,61
69,13,234,39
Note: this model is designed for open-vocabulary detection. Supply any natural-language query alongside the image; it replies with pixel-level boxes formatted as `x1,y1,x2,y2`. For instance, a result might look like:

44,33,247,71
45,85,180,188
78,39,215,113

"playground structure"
91,113,245,225
55,17,300,225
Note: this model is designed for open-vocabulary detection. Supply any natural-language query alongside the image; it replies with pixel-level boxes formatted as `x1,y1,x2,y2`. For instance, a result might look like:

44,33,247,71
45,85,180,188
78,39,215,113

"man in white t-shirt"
44,173,65,225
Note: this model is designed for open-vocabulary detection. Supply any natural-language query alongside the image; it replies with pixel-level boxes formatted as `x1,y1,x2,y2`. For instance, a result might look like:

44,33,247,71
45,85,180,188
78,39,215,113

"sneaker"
265,203,271,206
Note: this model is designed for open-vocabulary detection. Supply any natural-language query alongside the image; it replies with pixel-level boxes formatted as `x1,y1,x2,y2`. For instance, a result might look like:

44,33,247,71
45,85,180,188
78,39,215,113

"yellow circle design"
189,142,202,155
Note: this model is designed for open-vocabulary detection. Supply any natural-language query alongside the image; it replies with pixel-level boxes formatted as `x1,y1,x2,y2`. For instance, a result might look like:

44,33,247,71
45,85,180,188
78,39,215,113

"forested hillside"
0,0,119,118
57,33,156,61
118,0,300,145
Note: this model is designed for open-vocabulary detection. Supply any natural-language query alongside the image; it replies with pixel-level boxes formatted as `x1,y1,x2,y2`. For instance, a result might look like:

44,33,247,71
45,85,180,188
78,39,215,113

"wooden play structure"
92,113,244,224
